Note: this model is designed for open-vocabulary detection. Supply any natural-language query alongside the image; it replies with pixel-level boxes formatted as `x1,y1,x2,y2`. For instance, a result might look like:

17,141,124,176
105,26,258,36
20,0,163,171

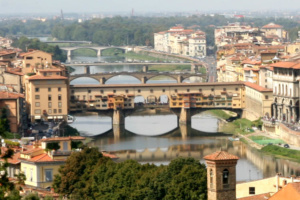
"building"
270,61,300,123
204,151,239,200
244,82,273,120
24,68,69,122
154,26,206,57
0,90,26,133
269,182,300,200
19,50,53,74
19,136,85,189
261,23,288,42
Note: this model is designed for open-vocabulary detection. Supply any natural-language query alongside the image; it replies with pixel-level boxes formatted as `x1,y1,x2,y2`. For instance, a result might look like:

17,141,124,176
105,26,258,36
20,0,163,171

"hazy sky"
0,0,299,14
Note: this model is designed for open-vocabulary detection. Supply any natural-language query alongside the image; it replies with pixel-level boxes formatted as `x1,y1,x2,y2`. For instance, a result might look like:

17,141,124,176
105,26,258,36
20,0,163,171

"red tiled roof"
237,193,271,200
0,91,24,99
28,153,53,162
269,182,300,200
22,147,43,155
19,50,52,57
262,23,283,29
244,82,273,92
204,151,239,161
27,75,68,80
5,70,24,76
40,136,85,142
102,152,118,159
270,61,300,69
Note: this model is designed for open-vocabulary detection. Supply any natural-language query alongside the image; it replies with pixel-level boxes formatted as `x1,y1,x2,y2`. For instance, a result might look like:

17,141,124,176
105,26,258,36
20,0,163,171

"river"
68,55,300,182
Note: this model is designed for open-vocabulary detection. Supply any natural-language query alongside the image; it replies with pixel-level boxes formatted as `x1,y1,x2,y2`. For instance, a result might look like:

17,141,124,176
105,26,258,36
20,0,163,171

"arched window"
210,169,213,187
278,84,281,95
275,87,277,94
285,85,288,96
223,169,229,185
290,89,292,97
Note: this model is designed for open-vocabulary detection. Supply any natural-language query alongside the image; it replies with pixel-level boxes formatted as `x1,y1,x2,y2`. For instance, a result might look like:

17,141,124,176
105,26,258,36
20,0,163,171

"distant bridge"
66,62,195,67
44,40,92,44
60,46,133,57
69,71,206,84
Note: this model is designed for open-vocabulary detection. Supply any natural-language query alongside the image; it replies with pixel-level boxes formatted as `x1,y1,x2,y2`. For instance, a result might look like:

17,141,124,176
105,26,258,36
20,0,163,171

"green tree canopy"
53,147,207,200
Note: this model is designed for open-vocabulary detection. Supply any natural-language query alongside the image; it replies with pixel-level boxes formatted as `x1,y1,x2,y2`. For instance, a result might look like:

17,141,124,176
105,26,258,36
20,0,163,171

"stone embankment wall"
275,123,300,146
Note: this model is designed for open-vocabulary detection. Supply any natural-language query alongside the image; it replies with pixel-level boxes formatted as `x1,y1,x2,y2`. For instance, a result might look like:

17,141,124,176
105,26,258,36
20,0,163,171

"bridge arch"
70,77,100,85
100,47,126,55
182,75,204,83
146,75,178,84
105,75,141,84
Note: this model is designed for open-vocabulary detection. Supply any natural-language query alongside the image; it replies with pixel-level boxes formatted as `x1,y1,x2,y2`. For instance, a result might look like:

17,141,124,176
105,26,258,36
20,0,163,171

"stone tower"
204,151,239,200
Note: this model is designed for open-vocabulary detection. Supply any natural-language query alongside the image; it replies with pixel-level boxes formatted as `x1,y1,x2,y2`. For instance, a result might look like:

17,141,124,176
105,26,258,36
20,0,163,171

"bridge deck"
66,62,198,66
71,81,244,87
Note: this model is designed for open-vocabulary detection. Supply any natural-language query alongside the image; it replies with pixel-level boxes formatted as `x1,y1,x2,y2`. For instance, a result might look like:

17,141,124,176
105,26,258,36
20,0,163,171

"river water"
68,55,300,182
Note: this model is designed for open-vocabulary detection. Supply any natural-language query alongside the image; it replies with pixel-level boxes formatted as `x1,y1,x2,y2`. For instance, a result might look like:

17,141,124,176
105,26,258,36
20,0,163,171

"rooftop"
204,151,239,161
27,75,68,80
244,82,273,92
40,136,86,142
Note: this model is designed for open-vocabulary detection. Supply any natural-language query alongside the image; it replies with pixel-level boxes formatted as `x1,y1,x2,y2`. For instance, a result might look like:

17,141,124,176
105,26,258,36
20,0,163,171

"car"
284,144,290,148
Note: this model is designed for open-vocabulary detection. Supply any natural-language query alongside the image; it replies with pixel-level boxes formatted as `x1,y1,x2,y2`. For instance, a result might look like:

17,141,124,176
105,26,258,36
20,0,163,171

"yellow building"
19,50,52,74
25,68,69,122
19,136,86,189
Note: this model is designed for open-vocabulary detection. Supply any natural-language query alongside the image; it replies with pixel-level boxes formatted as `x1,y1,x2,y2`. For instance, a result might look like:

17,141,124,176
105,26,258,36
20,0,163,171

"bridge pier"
141,76,147,84
84,66,90,74
179,107,191,125
191,64,199,73
142,65,148,72
67,50,72,57
177,75,183,83
113,124,125,140
113,109,125,125
99,77,106,84
97,49,102,57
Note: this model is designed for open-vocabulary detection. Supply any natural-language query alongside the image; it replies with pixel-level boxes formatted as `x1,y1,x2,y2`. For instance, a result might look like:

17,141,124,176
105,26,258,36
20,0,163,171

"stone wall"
276,123,300,146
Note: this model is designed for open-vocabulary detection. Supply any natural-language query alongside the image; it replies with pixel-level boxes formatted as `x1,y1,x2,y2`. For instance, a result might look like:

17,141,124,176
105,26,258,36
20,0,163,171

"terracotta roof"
0,91,24,99
262,23,283,29
28,153,64,162
270,61,300,69
242,59,261,65
0,147,21,165
204,151,239,161
5,70,24,76
243,67,260,72
40,136,85,142
237,193,271,200
22,147,43,155
269,182,300,200
102,152,118,159
19,50,52,57
27,75,68,80
244,82,273,92
38,68,62,72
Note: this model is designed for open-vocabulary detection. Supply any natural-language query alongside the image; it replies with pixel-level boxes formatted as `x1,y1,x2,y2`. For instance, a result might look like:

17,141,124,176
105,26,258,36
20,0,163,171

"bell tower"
204,151,239,200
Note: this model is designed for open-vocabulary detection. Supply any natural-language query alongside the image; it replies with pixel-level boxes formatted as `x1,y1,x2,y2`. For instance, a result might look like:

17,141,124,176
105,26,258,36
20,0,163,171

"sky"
0,0,300,14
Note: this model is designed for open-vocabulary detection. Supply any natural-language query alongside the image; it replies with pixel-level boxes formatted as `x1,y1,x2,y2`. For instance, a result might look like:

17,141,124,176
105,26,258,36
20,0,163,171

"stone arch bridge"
69,71,207,84
60,46,131,57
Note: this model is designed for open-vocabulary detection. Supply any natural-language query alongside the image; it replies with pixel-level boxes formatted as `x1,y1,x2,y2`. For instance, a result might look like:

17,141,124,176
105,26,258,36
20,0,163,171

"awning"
57,116,63,119
48,116,53,119
34,116,41,119
89,104,94,106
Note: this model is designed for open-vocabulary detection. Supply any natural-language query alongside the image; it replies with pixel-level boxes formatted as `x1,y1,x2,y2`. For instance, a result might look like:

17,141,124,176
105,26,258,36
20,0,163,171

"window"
210,169,213,187
162,89,165,92
30,169,33,182
45,169,53,182
48,88,51,92
35,109,41,114
58,87,61,92
71,90,74,94
187,89,190,92
35,95,40,100
23,167,26,177
223,88,226,91
235,88,238,91
138,89,141,93
48,102,52,108
88,90,91,93
199,89,202,92
48,95,52,101
150,89,153,93
100,90,104,94
113,90,116,93
26,64,30,68
48,109,52,114
223,169,229,185
53,109,57,114
58,95,61,101
58,102,62,108
59,109,62,113
35,102,40,107
265,95,269,100
211,88,214,92
249,187,255,195
35,88,39,92
175,89,178,93
126,90,128,93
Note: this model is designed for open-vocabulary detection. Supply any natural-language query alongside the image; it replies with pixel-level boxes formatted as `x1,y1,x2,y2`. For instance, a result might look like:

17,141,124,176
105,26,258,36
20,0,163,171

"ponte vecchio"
70,82,246,128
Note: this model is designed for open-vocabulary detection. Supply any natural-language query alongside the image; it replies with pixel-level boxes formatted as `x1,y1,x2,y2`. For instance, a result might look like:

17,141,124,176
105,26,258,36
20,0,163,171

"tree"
46,143,60,151
54,147,207,200
23,193,40,200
